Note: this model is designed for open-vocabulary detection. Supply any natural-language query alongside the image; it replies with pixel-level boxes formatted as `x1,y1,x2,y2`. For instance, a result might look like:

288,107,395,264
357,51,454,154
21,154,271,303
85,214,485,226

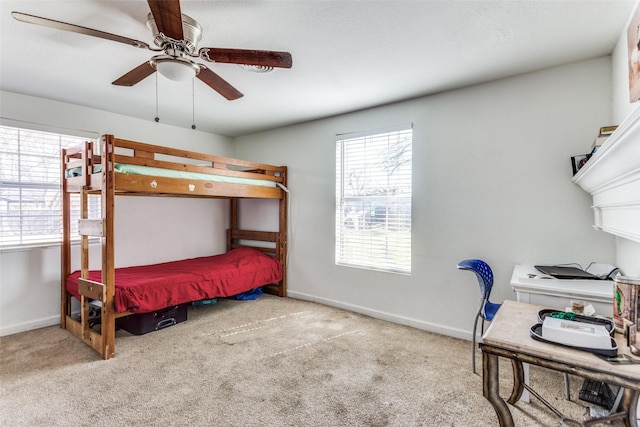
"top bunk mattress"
66,247,282,314
69,163,277,187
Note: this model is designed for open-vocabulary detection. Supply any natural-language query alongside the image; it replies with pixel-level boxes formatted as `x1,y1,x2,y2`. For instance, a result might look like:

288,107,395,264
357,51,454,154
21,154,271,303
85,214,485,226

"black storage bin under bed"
117,304,188,335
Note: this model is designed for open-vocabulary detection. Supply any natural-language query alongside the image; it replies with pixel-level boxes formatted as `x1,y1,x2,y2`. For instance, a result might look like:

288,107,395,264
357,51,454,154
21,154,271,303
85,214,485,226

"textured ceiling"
0,1,636,137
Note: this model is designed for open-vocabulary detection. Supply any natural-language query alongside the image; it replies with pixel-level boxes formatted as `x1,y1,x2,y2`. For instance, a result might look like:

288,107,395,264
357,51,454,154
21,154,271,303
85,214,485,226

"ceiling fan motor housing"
146,12,202,54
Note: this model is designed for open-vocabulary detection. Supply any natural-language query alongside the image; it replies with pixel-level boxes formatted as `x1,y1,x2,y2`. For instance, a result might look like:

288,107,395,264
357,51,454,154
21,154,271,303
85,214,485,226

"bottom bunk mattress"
66,247,282,314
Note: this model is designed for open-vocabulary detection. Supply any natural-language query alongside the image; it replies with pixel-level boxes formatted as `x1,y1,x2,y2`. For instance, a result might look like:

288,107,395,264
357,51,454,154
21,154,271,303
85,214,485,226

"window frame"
335,123,413,274
0,121,100,250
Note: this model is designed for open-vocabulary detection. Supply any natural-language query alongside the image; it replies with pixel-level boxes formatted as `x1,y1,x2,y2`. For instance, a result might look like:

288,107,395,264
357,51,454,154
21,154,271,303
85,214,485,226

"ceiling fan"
11,0,293,100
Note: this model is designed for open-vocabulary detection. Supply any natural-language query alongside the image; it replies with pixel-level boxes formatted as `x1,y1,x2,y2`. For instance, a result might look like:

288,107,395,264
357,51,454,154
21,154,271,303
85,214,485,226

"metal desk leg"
620,389,639,427
507,359,525,405
521,362,530,403
483,351,515,427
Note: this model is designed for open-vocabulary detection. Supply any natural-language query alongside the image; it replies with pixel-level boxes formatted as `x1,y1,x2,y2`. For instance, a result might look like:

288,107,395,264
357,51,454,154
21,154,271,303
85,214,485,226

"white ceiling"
0,1,636,137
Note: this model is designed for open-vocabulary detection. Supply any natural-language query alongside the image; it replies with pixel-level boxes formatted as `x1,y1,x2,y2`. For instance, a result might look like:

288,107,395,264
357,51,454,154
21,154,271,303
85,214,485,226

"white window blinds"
335,124,412,274
0,125,99,247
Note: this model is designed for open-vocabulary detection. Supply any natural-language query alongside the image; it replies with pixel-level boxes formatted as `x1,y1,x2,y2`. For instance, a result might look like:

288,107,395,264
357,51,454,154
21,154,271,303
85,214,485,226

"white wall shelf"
572,107,640,243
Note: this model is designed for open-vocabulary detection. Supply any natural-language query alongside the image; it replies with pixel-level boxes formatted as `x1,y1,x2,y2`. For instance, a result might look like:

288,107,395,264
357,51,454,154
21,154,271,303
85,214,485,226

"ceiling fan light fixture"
151,56,200,82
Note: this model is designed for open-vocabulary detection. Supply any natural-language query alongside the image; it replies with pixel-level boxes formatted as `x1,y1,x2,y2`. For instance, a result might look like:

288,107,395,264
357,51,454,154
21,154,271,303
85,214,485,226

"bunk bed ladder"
61,141,95,331
61,137,117,359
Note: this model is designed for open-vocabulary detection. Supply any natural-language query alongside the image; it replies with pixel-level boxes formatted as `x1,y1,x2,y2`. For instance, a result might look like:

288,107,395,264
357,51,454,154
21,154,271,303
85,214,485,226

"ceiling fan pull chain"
154,72,160,123
191,79,196,130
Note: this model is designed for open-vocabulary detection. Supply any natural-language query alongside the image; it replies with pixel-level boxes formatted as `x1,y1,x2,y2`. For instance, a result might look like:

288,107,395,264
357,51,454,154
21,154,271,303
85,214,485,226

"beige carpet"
0,295,632,426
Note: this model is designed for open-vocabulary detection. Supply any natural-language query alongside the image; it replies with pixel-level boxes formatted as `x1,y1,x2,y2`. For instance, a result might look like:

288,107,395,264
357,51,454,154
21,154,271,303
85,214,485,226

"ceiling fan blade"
112,62,156,86
199,48,293,69
147,0,183,40
11,11,151,50
196,66,244,100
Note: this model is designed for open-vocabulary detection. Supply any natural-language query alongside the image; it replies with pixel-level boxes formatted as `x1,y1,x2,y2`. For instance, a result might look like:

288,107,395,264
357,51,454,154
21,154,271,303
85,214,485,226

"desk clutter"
530,310,618,356
579,380,619,411
528,307,638,419
515,263,640,357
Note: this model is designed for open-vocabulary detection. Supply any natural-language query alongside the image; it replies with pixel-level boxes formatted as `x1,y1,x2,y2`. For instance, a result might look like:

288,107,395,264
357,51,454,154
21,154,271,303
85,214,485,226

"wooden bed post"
228,198,237,251
278,167,288,297
60,148,71,328
229,198,238,231
100,135,116,359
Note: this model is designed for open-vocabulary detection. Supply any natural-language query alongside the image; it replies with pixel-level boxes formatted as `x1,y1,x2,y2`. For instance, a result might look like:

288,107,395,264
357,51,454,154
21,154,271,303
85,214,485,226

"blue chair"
457,259,502,374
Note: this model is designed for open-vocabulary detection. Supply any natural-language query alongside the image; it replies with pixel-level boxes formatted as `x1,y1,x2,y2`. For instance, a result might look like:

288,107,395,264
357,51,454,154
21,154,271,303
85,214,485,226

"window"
0,125,99,247
335,124,412,274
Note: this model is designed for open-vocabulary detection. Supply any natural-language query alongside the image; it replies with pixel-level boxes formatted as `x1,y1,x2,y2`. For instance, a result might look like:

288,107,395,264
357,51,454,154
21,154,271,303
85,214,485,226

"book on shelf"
590,125,618,154
598,125,618,135
591,135,610,152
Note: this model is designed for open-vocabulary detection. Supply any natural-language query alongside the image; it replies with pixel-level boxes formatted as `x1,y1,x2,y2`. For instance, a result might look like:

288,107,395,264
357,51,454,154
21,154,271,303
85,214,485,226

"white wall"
611,3,640,277
0,91,234,336
234,58,617,340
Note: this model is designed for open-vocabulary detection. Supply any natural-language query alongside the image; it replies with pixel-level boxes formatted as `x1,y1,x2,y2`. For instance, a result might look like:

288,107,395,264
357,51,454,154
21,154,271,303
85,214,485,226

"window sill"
0,239,100,253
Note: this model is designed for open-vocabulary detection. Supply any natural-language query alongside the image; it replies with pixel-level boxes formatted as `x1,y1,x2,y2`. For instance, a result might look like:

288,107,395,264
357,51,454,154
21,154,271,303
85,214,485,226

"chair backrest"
457,259,494,300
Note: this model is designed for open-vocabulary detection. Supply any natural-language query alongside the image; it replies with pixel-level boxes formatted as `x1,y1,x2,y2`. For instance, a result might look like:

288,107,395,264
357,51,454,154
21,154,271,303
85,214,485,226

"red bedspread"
66,247,282,313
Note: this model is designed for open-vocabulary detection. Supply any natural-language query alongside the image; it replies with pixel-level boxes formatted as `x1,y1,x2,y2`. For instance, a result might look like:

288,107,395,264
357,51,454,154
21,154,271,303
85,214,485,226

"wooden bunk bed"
61,134,287,359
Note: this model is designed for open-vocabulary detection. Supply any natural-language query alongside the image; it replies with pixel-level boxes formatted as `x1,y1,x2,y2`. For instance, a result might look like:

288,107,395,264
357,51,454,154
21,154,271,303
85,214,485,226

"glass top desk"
480,300,639,427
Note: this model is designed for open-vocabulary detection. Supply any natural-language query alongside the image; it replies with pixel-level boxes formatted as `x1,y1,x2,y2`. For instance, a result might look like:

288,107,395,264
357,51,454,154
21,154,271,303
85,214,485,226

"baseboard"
0,315,59,337
287,290,472,341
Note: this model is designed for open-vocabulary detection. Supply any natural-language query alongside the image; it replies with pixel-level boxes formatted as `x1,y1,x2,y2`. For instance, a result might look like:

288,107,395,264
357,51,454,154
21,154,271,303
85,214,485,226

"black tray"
529,323,618,357
538,310,615,337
